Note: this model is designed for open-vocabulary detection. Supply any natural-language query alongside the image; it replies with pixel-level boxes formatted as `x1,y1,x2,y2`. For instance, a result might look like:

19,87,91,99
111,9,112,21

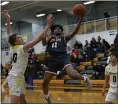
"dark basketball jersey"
46,36,67,54
46,36,70,63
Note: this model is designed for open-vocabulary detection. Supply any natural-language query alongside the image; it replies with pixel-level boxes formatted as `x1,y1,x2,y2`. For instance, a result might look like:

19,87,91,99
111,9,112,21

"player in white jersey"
102,52,118,104
2,10,53,104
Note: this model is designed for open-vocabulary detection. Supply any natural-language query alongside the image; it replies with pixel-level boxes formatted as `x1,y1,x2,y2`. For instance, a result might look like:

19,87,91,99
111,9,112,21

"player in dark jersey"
42,17,92,104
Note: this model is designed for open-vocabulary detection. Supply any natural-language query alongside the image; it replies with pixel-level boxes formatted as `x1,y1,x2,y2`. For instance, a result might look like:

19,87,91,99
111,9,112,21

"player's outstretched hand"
47,14,54,26
4,10,10,19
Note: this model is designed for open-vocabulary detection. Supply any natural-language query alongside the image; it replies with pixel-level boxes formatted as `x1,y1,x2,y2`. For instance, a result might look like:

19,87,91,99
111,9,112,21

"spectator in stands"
90,37,97,49
78,54,84,63
74,40,83,50
84,40,90,48
98,36,102,42
97,36,104,53
28,48,36,64
74,40,79,49
92,61,105,79
70,48,78,56
104,12,111,30
78,41,83,49
71,46,84,69
83,40,91,61
70,52,78,69
90,37,98,59
102,39,111,51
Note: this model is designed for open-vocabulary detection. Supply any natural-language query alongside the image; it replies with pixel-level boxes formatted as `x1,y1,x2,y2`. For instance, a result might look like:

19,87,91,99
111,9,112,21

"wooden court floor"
1,87,117,104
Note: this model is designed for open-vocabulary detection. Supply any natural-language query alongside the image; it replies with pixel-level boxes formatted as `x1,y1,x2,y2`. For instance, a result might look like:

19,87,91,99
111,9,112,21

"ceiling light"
1,1,9,6
57,9,62,12
84,1,95,5
5,22,13,25
36,14,45,17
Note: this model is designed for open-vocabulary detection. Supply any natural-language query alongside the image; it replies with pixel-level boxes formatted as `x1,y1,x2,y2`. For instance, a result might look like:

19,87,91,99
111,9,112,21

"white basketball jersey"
9,45,28,76
105,64,118,87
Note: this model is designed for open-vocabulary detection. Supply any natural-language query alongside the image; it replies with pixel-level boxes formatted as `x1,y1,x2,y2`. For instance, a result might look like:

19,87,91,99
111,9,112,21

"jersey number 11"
52,42,57,48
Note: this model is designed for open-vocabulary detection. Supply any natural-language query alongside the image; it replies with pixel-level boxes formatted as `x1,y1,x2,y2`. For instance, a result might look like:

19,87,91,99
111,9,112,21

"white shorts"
7,74,26,96
105,87,118,102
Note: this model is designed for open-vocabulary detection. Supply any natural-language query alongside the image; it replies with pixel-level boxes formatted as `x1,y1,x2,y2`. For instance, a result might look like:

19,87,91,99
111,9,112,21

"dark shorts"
45,53,71,75
45,62,71,75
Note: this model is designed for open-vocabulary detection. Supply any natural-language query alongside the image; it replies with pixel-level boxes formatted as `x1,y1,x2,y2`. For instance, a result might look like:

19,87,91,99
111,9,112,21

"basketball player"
102,52,118,104
2,10,53,104
42,16,92,103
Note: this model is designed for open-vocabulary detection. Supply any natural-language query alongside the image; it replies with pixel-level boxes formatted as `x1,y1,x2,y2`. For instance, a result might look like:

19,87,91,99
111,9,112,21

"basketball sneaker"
83,74,92,89
45,93,52,104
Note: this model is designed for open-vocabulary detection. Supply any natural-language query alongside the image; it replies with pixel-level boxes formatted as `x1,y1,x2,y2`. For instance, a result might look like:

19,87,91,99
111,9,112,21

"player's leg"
106,102,113,104
11,95,20,103
8,75,26,104
64,64,84,79
8,79,20,104
64,64,92,89
43,72,56,104
19,94,27,104
19,78,27,104
7,75,21,103
43,72,55,95
105,91,116,104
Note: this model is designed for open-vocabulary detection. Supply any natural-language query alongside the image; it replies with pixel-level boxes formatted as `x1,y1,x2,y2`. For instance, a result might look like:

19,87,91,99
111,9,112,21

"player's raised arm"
23,14,54,52
4,10,11,36
65,17,83,42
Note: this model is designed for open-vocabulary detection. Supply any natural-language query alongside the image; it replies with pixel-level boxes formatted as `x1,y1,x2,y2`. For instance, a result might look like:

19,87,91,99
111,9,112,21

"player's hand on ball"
47,14,54,26
4,10,10,18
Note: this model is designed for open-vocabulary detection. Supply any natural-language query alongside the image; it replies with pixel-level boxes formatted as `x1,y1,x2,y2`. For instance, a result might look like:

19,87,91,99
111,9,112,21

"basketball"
72,4,86,17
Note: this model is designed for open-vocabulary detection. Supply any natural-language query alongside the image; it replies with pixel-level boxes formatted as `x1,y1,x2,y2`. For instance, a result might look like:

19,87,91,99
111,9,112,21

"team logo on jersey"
50,38,61,43
56,38,61,42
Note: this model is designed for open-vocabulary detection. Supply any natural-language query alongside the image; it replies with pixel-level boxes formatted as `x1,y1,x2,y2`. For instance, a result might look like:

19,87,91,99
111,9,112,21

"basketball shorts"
105,87,118,102
7,74,26,96
45,62,71,75
45,53,71,75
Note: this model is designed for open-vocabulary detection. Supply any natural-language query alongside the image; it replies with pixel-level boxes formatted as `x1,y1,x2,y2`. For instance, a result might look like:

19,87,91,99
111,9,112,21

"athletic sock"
45,93,50,99
83,76,87,82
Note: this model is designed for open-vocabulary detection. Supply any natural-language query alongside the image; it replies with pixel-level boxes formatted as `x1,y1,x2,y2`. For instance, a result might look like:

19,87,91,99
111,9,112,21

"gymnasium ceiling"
1,1,118,25
1,1,87,24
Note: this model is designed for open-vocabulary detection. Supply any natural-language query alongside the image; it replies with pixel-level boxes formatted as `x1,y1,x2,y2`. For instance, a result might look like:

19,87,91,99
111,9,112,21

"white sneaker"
45,94,52,104
83,74,92,89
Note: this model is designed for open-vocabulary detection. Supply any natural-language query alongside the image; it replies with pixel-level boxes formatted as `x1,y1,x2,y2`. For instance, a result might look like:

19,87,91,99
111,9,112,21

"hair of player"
110,52,118,59
8,33,19,46
51,24,64,34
